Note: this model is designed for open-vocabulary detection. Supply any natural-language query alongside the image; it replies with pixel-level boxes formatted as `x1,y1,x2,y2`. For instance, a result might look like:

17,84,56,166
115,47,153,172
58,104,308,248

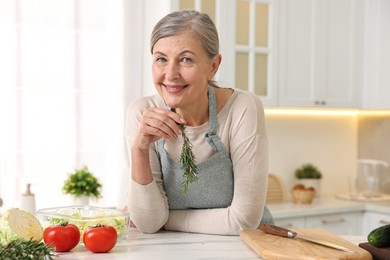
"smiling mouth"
163,84,188,93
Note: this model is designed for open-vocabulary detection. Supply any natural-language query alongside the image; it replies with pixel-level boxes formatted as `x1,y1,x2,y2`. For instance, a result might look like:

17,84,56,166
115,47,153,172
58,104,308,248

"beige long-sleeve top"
126,88,269,235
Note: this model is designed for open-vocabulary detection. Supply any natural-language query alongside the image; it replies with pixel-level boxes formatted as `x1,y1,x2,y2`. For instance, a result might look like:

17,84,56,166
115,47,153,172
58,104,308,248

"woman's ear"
208,54,222,80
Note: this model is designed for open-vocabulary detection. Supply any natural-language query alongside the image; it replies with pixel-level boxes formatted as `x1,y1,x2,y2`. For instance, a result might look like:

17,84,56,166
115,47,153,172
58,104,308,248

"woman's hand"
133,107,186,150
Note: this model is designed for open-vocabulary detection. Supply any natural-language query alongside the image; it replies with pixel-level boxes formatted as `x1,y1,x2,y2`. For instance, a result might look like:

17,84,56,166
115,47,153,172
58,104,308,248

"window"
0,0,132,212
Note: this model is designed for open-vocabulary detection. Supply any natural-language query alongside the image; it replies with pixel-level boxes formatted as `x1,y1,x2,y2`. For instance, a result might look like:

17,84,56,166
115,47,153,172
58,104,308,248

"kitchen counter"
57,229,259,259
268,195,390,219
52,196,385,259
55,228,366,260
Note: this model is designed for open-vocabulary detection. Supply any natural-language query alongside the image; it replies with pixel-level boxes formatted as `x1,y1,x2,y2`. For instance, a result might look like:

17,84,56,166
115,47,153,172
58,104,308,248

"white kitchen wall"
265,111,358,198
358,115,390,193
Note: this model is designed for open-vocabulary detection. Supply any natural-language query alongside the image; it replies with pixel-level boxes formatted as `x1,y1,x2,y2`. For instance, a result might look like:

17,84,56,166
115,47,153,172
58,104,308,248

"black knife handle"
259,224,297,238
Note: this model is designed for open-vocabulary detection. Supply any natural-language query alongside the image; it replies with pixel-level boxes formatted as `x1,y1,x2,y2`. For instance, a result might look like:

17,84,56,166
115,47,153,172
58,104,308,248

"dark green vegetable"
0,238,55,260
367,224,390,247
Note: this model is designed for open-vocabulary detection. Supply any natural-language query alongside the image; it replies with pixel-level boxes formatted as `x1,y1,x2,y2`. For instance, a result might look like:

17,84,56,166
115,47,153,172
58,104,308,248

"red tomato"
43,223,80,252
83,225,117,253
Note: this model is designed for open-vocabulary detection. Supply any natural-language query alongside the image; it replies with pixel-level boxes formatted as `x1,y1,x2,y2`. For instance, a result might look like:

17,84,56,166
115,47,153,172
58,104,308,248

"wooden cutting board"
240,229,372,260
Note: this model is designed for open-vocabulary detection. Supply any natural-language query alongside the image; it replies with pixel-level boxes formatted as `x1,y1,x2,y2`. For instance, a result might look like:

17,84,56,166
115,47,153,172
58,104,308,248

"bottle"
21,183,36,214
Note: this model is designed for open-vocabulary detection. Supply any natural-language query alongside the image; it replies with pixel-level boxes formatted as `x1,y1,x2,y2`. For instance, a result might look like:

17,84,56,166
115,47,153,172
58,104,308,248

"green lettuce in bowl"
36,206,130,243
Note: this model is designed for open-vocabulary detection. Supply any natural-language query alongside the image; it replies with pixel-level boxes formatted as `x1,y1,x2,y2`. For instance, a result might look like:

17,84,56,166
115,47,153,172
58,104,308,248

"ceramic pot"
71,195,89,206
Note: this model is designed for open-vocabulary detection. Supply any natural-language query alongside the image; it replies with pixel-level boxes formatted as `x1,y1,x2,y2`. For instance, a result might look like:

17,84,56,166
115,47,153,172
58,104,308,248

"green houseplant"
62,166,102,202
294,163,322,179
294,163,322,198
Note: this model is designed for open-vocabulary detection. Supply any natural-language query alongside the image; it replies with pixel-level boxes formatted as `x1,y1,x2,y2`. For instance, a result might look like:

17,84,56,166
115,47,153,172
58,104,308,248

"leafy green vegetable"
0,208,43,246
48,210,128,242
0,208,52,260
0,238,55,260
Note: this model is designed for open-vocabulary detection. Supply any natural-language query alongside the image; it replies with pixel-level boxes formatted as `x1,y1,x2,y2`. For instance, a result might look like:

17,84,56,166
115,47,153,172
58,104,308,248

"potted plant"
294,163,322,197
62,166,102,205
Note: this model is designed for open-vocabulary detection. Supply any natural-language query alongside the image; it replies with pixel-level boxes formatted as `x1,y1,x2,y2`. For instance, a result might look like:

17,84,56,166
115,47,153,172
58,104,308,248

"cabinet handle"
314,100,327,105
379,220,390,225
321,218,346,224
280,223,294,228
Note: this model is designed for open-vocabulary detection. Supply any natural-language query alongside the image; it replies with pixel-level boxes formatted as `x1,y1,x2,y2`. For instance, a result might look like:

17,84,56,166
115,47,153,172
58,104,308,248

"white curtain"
0,0,142,212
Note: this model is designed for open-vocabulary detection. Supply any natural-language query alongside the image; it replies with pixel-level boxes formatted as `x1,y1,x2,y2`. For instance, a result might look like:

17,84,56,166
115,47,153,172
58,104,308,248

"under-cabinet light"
264,108,359,116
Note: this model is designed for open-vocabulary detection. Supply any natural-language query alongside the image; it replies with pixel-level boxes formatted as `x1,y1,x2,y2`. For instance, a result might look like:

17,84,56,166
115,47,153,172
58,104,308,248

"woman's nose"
165,62,180,81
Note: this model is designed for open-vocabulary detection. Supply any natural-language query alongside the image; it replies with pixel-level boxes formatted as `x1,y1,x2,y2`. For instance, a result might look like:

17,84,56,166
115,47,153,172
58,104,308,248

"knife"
259,224,354,253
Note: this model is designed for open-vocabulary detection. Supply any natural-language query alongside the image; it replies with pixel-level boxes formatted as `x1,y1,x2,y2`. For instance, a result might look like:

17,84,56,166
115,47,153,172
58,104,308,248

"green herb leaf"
0,238,55,260
179,124,198,194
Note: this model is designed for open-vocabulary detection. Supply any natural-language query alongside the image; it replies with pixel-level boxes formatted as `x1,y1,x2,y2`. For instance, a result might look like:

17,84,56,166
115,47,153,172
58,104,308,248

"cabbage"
0,208,43,246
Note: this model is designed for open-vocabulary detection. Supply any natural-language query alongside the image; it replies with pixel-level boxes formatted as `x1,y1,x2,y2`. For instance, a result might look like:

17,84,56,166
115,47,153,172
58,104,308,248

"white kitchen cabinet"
273,211,364,235
277,0,363,108
169,0,390,110
362,211,390,236
361,0,390,109
274,216,305,229
305,212,363,236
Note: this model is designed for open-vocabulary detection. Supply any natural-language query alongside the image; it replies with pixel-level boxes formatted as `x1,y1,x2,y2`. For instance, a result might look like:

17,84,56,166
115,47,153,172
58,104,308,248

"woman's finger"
140,108,184,138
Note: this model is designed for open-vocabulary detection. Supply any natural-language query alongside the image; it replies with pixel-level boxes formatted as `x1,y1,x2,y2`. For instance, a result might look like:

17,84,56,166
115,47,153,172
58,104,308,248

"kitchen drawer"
274,217,305,229
363,211,390,236
305,212,363,235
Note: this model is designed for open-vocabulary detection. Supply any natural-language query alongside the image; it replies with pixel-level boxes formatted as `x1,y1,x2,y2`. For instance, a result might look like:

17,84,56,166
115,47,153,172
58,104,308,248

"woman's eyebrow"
153,50,197,56
179,50,196,56
153,51,166,56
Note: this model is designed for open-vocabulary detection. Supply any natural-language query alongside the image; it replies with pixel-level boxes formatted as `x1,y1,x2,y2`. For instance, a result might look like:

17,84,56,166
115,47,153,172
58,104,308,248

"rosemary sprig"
0,238,55,260
179,124,198,194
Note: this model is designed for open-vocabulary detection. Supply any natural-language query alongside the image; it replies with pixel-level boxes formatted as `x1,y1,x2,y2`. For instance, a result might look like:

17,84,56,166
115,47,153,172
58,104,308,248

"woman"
126,10,273,235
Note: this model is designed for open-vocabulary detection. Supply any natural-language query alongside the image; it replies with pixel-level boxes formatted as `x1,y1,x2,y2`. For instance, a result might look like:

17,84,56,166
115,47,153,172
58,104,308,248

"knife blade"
259,224,354,253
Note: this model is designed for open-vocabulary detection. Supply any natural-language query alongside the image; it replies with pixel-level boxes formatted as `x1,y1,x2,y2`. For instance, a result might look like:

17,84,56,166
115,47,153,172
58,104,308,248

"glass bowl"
36,206,130,243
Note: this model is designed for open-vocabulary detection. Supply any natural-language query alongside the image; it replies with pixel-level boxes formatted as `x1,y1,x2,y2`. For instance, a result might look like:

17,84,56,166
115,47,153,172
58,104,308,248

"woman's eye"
181,57,192,63
156,57,167,63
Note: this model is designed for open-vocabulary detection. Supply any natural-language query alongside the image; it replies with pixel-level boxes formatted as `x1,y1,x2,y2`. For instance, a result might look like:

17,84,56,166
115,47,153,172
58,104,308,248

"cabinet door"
278,0,317,107
278,0,362,108
363,211,390,236
361,0,390,109
274,216,305,229
305,212,363,235
233,0,278,107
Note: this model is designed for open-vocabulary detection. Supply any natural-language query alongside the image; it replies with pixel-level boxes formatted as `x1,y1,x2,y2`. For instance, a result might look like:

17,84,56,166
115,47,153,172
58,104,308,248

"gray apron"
157,86,274,224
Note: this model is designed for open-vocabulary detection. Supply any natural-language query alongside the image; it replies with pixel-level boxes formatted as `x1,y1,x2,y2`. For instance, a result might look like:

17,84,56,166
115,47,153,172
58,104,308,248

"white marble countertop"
55,228,367,260
268,195,390,219
52,196,385,259
55,229,260,260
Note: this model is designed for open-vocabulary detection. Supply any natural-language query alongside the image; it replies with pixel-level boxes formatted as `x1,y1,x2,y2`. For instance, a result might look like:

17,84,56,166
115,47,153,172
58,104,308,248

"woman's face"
152,31,220,110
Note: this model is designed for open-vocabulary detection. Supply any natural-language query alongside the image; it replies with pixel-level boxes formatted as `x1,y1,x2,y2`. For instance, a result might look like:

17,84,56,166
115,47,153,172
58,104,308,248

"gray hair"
150,10,220,86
